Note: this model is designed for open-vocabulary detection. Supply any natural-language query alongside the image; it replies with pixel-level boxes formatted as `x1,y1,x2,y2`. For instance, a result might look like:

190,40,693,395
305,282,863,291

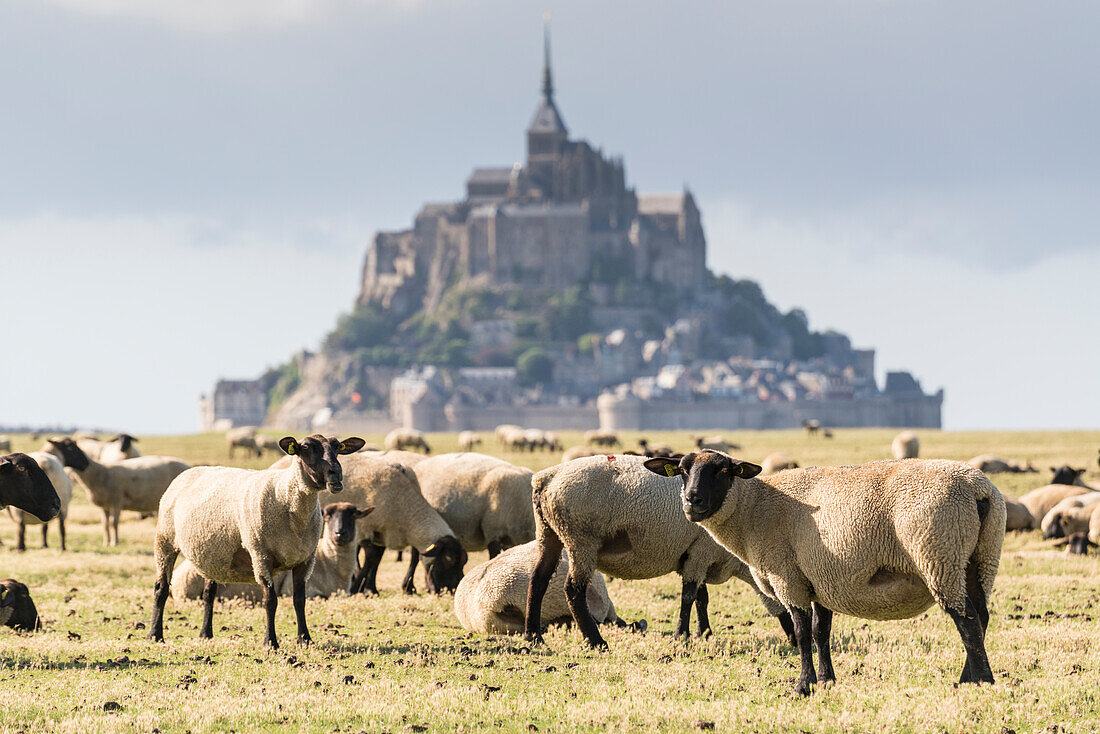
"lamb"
273,451,467,595
891,431,920,459
226,427,261,459
525,454,794,651
99,433,141,464
643,452,1006,696
584,429,620,448
0,579,41,632
968,454,1036,474
384,428,431,454
1004,499,1036,532
8,439,88,550
55,439,191,546
458,431,483,451
0,453,61,524
148,434,365,648
456,541,633,635
694,435,741,453
1040,492,1100,539
760,451,799,475
1018,483,1096,525
170,502,373,602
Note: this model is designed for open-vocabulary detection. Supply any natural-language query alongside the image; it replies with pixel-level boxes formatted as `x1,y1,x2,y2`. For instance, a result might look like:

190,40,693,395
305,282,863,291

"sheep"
801,419,820,435
274,450,467,595
0,579,41,632
458,431,483,451
148,434,365,648
456,541,638,635
99,433,141,464
171,502,373,602
384,428,431,454
226,426,261,459
0,453,61,524
694,435,741,453
55,439,191,546
1049,465,1097,490
525,454,794,651
254,435,285,455
643,452,1006,696
1040,492,1100,539
8,440,88,550
891,431,920,460
1004,499,1036,532
543,431,563,452
496,425,530,452
0,436,10,453
584,429,621,448
638,439,673,457
968,454,1036,474
760,451,799,475
1018,484,1096,525
562,446,602,462
1052,532,1097,555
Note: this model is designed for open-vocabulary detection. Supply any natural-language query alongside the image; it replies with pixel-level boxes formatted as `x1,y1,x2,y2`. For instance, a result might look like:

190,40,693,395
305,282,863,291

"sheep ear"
0,461,12,475
337,437,366,455
643,457,682,477
733,461,762,479
354,506,374,518
421,543,441,557
279,437,299,455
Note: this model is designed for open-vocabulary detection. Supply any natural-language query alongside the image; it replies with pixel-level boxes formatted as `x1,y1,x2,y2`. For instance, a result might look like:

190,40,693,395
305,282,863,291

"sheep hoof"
819,678,835,690
402,585,417,596
264,638,280,650
524,632,545,646
697,628,713,639
148,632,164,643
297,634,312,646
792,679,815,697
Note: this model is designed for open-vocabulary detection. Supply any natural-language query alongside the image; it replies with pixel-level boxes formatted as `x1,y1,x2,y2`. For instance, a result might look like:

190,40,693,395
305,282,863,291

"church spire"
541,17,554,102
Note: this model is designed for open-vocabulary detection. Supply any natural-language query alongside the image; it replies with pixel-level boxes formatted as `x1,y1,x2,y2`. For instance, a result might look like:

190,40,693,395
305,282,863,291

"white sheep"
644,452,1005,696
1019,483,1096,525
0,437,11,453
170,501,373,602
1039,492,1100,539
384,428,431,454
148,434,365,648
584,429,621,448
760,451,799,475
226,426,261,458
458,431,483,451
694,435,740,453
456,541,627,635
525,454,794,650
891,431,919,459
1004,499,1036,532
98,433,141,464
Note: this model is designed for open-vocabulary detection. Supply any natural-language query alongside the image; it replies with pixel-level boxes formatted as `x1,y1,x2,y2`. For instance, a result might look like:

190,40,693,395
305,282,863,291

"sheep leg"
261,577,280,649
58,514,66,551
352,542,385,596
487,540,503,559
694,583,712,638
776,611,797,647
111,507,121,546
675,580,699,638
524,530,564,645
16,520,26,552
199,580,217,639
811,602,835,686
101,509,111,546
396,549,403,562
564,552,605,649
148,542,177,643
291,563,311,645
790,605,818,697
41,521,49,549
947,600,994,685
401,548,419,595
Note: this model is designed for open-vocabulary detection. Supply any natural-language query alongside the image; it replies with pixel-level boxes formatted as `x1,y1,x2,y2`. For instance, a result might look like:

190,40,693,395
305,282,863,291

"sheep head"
280,435,366,493
644,450,762,522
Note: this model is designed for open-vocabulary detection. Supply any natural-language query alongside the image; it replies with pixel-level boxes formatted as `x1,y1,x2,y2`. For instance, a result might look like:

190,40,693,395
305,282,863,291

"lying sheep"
9,440,88,550
226,426,261,459
1004,499,1036,532
968,454,1036,474
584,429,620,448
0,453,61,524
891,431,919,460
171,502,373,602
458,431,483,451
456,541,632,635
760,451,799,475
695,435,741,453
644,452,1005,696
1040,492,1100,539
384,428,431,454
149,434,365,648
525,455,794,650
0,579,41,632
1019,484,1096,525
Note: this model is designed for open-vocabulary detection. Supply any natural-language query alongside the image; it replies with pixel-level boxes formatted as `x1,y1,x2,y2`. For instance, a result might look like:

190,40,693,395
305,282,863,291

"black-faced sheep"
0,453,61,523
0,579,41,632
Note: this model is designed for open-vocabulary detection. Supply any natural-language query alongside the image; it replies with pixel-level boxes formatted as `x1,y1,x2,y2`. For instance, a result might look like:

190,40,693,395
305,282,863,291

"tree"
516,348,554,386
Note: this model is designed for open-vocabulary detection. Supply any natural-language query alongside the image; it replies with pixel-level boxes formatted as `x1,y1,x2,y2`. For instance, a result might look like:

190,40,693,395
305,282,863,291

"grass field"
1,429,1098,732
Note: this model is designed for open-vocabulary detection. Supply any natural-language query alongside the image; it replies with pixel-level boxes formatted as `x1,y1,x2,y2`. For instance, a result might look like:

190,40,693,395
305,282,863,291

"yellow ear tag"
424,544,436,554
286,443,296,455
664,464,676,477
338,442,347,452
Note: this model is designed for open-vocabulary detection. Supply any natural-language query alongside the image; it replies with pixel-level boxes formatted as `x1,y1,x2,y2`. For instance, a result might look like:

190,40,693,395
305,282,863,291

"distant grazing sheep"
645,452,1005,696
891,431,920,460
760,451,799,475
694,436,740,453
226,427,261,459
99,434,141,464
801,419,820,436
0,437,11,453
637,439,673,457
584,430,620,448
384,428,431,454
0,579,41,632
458,431,483,451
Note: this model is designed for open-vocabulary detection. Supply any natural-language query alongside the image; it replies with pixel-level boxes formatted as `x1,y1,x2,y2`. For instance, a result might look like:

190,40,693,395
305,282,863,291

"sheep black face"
113,433,139,452
421,536,467,594
0,579,41,632
46,438,90,471
279,435,366,493
1050,465,1084,486
1064,533,1096,555
0,453,61,522
321,502,373,546
644,451,762,522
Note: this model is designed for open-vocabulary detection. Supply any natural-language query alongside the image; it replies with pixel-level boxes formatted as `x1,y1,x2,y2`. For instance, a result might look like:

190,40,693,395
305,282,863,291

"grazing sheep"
1004,499,1036,532
562,446,602,462
584,429,621,448
458,431,483,451
801,419,820,436
638,439,673,457
968,454,1036,474
99,433,141,464
254,435,285,455
644,452,1006,696
525,455,794,650
543,432,563,452
891,431,920,460
149,434,365,648
0,579,41,632
226,427,261,459
171,502,373,602
0,453,61,523
695,436,741,453
8,442,87,550
760,451,799,475
1040,492,1100,539
1019,484,1096,525
457,541,634,635
57,439,191,546
0,437,10,453
384,428,431,454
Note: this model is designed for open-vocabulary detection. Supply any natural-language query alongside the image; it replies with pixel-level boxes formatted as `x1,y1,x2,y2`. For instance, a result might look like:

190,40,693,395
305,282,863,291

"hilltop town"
201,32,942,434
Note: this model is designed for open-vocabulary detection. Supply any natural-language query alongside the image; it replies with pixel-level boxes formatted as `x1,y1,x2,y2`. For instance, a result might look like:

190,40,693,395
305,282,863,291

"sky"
1,0,1097,433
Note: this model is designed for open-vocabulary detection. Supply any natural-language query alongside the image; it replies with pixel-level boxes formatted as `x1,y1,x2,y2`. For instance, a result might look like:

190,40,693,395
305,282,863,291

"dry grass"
1,429,1098,732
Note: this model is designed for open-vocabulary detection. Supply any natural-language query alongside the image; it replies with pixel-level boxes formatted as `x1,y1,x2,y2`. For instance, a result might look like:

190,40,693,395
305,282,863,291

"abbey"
359,30,706,316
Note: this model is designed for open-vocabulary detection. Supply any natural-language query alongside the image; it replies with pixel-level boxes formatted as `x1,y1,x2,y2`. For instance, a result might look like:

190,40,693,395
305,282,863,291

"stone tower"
525,24,568,198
